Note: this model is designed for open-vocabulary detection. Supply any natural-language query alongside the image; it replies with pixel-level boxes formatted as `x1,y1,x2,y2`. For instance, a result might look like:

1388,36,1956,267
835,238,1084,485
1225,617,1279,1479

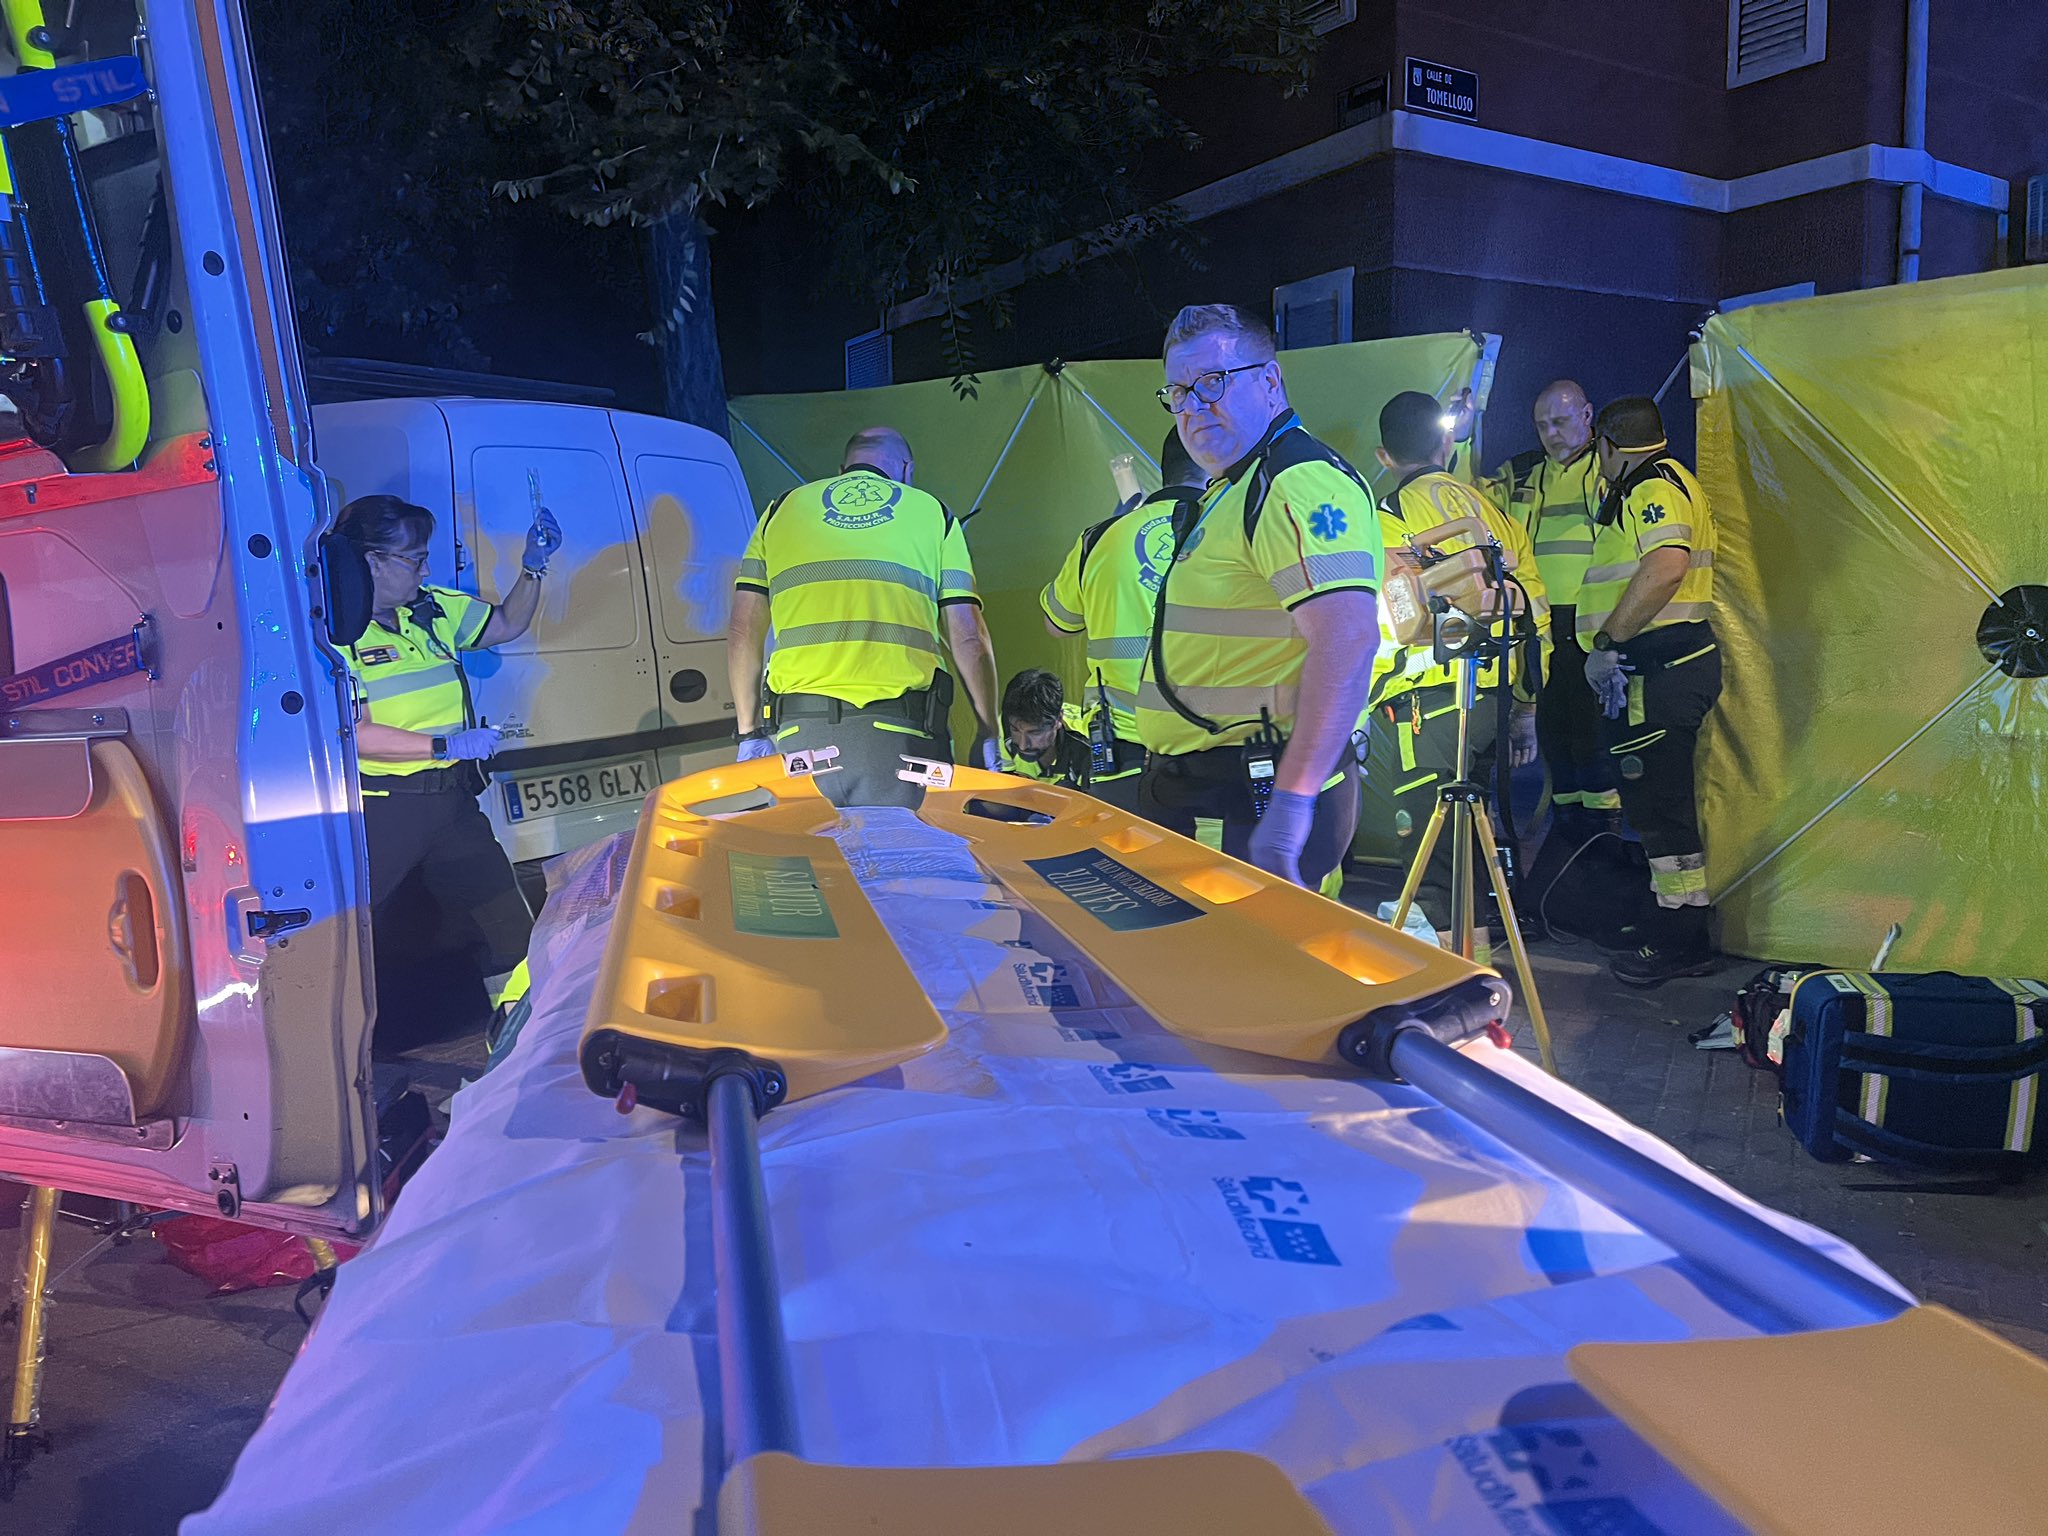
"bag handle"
1839,1031,2048,1082
1831,1109,2029,1173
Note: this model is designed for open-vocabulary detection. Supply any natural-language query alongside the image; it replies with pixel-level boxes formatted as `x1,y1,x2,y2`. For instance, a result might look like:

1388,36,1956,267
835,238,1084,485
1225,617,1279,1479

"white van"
312,398,754,871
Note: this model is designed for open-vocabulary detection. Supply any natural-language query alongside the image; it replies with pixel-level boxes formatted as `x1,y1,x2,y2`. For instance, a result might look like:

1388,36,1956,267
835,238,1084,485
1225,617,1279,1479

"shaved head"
843,426,914,482
1532,379,1593,463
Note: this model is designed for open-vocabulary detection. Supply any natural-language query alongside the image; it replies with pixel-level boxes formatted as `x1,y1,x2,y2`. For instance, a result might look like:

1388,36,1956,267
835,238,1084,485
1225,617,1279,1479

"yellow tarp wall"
1696,266,2048,976
728,336,1483,742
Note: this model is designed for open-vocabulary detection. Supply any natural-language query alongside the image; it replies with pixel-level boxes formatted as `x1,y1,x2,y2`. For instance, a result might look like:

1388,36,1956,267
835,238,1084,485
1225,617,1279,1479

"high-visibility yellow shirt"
1040,487,1192,741
1577,456,1716,644
1484,445,1601,608
346,585,491,779
1372,469,1547,706
1136,413,1383,757
1001,701,1095,784
736,466,978,708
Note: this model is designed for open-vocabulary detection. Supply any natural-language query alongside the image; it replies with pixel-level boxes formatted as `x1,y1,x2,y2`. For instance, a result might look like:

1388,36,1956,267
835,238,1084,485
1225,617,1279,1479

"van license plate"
502,756,655,822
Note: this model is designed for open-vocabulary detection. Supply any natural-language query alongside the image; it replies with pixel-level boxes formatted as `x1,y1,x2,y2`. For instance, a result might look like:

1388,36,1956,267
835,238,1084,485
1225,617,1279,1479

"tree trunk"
646,203,729,436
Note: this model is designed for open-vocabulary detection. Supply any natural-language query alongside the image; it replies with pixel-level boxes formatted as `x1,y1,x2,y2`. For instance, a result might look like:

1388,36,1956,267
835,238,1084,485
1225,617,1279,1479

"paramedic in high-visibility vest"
1581,395,1722,986
728,426,1002,809
1038,428,1206,811
1484,380,1620,866
1366,391,1546,932
998,668,1096,787
340,492,559,1020
1134,304,1382,888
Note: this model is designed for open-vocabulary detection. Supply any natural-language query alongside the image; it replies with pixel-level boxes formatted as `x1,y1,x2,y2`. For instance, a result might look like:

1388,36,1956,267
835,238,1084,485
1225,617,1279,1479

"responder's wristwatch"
1592,630,1617,652
738,726,772,744
431,735,449,761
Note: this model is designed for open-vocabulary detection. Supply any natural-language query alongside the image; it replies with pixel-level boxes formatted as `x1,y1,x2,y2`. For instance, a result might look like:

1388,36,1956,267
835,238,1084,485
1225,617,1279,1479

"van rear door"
607,411,754,783
438,401,669,863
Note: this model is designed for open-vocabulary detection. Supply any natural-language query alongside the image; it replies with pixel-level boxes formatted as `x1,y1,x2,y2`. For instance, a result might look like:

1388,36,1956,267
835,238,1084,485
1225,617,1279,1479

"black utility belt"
1616,620,1716,673
769,681,946,733
363,763,484,796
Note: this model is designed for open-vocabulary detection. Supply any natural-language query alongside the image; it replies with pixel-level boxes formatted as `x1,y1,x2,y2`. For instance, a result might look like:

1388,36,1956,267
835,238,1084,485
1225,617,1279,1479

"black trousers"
776,712,947,809
1361,681,1502,927
1539,605,1619,810
1138,747,1359,887
363,782,533,981
1602,623,1722,907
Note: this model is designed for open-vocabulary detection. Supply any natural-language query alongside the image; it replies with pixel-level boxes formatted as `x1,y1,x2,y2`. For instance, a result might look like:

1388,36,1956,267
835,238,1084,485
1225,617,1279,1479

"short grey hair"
1162,304,1277,362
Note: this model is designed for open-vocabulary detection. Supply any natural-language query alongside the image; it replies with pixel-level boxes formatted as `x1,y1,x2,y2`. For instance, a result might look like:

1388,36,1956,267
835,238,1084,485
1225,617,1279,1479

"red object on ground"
153,1216,361,1296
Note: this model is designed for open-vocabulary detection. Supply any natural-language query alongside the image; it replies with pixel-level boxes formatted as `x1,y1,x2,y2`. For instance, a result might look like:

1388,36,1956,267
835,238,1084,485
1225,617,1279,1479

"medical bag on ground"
1730,964,1821,1073
1778,971,2048,1169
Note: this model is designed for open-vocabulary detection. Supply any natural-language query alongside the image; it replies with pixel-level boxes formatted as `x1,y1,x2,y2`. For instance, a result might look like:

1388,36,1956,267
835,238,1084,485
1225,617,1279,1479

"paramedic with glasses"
337,492,560,1025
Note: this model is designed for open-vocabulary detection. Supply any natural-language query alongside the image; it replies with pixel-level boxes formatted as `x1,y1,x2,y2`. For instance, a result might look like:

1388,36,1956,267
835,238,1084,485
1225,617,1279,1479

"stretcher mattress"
187,809,1908,1535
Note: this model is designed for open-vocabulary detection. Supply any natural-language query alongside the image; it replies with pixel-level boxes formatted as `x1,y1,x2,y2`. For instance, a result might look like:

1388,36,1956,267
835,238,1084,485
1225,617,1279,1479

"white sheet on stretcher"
187,808,1909,1536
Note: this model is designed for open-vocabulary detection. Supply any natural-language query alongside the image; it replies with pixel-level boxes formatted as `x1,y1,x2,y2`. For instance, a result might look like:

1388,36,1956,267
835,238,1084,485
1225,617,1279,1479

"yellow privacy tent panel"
728,336,1485,728
1695,267,2048,976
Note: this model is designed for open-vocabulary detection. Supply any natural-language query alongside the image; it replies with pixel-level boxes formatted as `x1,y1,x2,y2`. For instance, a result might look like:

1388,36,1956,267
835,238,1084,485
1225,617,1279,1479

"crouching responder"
1582,396,1722,985
1366,391,1547,935
997,668,1096,786
339,492,560,1022
1136,304,1382,888
728,426,1002,808
1038,429,1207,811
1485,379,1620,883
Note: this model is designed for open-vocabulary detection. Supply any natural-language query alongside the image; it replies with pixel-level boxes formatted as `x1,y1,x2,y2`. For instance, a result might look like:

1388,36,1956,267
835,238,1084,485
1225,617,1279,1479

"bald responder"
1038,428,1206,811
1486,380,1619,862
1366,391,1546,932
1582,396,1721,985
1136,304,1382,888
341,491,560,1020
728,426,1002,809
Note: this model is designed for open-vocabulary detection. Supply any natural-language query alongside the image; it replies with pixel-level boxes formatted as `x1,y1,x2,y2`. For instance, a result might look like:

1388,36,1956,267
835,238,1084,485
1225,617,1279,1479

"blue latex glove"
1246,788,1317,887
976,735,1003,772
737,732,777,763
1584,647,1629,720
523,506,563,573
445,726,502,761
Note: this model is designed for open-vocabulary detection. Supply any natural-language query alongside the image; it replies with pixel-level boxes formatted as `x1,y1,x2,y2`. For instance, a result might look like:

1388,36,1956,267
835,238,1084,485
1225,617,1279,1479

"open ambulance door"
0,0,379,1238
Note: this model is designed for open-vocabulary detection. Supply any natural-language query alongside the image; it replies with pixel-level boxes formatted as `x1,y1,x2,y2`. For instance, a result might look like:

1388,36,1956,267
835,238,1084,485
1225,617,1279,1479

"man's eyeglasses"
369,549,430,574
1156,363,1265,414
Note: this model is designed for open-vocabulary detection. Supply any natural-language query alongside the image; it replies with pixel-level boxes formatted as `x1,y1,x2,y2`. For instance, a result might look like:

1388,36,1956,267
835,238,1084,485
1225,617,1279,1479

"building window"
1274,268,1355,352
1299,0,1356,36
1727,0,1827,88
844,328,893,390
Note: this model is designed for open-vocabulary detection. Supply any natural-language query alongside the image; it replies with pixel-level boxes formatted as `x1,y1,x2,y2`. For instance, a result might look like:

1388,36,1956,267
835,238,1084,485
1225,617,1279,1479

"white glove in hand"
1584,648,1628,720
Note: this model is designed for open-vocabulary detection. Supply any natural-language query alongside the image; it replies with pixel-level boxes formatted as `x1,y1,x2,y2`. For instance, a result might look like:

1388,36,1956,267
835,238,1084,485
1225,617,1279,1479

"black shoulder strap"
1075,514,1118,581
1239,428,1372,543
758,489,793,530
1147,522,1224,737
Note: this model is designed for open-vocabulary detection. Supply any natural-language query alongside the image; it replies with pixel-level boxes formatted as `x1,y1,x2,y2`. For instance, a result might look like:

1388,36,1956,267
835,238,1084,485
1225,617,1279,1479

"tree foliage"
248,0,507,367
249,1,1319,387
479,1,1318,382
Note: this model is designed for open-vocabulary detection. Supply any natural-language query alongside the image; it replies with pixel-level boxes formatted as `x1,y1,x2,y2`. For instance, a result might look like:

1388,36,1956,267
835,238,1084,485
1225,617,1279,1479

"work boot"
1610,904,1717,987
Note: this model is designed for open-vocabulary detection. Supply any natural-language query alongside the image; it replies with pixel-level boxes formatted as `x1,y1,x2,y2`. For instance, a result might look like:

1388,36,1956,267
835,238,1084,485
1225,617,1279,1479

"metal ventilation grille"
1298,0,1356,36
1728,0,1826,88
1274,268,1355,351
844,329,893,390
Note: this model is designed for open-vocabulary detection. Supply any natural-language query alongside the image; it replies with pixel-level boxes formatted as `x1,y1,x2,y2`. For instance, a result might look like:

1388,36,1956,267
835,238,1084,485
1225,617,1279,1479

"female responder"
337,493,560,1022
